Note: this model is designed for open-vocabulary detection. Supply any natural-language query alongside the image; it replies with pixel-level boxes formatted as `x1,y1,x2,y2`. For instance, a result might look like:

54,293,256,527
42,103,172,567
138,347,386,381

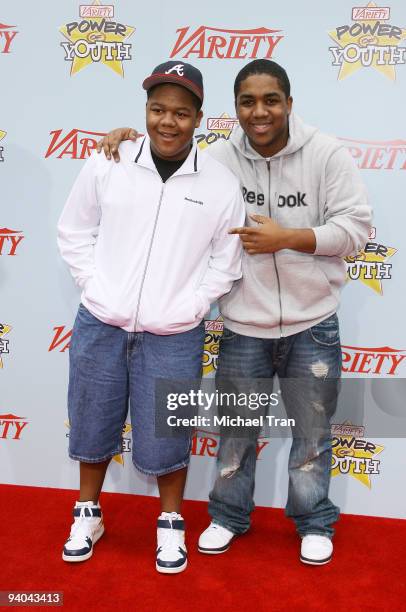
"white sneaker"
156,512,187,574
62,501,105,562
198,522,236,554
300,534,333,565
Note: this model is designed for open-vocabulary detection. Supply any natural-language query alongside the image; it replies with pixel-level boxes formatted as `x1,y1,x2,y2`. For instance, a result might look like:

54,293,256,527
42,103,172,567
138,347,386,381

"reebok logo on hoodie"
278,192,308,207
242,186,265,206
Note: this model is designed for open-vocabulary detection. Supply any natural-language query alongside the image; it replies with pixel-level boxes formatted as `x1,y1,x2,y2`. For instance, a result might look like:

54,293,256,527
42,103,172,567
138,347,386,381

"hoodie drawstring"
250,156,283,218
272,156,283,213
251,159,258,211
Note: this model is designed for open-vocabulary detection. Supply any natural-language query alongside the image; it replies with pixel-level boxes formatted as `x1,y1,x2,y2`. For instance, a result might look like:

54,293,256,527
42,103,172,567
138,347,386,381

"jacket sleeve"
57,152,101,289
196,183,245,312
312,147,372,258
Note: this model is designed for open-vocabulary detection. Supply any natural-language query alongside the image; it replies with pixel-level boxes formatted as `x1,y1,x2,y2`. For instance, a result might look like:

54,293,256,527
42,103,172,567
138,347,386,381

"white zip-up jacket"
57,136,245,334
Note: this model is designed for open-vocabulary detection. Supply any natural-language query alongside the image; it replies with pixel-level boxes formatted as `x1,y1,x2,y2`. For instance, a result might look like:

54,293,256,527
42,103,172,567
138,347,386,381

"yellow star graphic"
345,243,397,295
202,333,222,376
0,130,6,142
332,434,384,488
60,0,135,77
328,2,406,80
112,423,132,465
198,113,236,151
0,324,12,369
64,420,132,466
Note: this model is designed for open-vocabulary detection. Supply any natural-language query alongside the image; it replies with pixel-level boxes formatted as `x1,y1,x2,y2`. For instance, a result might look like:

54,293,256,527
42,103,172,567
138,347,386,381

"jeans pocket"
221,327,238,342
309,314,340,347
76,303,100,325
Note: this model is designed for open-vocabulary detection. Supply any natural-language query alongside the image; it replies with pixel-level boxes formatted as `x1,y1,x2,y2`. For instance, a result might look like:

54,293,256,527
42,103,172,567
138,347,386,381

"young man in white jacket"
57,61,245,574
97,59,372,565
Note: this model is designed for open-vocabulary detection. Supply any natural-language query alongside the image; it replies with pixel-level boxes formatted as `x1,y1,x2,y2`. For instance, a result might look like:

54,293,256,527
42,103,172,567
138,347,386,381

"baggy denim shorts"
68,304,204,476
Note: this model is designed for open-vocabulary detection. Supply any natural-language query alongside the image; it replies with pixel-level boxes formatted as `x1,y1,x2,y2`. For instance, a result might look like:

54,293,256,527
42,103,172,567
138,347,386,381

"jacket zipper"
133,183,165,331
267,161,284,338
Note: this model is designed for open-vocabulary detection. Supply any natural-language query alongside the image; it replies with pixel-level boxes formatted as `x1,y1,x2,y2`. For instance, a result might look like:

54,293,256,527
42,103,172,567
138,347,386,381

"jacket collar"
134,135,200,177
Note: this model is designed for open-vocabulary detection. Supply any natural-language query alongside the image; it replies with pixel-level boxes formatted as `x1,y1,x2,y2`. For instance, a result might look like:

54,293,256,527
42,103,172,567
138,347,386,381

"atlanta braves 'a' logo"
165,63,184,76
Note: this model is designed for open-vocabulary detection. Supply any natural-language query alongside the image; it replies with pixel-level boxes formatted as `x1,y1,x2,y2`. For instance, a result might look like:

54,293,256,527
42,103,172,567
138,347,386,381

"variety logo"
48,326,72,352
203,318,223,376
196,113,238,150
80,3,114,18
60,0,135,76
329,2,406,80
192,430,269,459
0,324,12,369
0,130,6,161
45,129,106,159
345,227,396,294
0,22,18,53
341,137,406,170
331,422,384,488
207,116,239,131
65,420,132,464
342,345,406,376
0,228,24,256
0,413,28,440
170,26,283,59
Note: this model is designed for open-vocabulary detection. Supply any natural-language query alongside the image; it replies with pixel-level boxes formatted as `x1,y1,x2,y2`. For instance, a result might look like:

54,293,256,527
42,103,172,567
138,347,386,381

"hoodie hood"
229,111,318,160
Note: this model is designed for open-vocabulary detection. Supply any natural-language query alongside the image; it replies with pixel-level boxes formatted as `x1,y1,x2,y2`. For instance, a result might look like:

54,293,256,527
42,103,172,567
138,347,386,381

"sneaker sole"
300,554,332,566
198,537,235,555
156,559,188,574
62,524,105,563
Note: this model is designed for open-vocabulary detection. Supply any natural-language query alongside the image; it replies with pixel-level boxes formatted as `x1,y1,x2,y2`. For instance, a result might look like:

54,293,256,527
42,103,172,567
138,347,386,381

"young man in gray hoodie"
97,59,371,565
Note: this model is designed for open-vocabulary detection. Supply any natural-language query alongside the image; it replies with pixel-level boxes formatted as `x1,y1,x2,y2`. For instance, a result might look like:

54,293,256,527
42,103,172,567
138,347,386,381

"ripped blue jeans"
208,314,341,538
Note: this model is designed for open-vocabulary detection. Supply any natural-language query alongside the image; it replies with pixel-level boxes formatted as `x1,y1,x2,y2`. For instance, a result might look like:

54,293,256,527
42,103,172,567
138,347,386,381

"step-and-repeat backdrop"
1,0,406,519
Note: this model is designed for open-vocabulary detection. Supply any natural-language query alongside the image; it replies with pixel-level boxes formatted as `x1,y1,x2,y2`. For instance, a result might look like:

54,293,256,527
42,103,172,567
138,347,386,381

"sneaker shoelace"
69,507,98,540
158,515,184,554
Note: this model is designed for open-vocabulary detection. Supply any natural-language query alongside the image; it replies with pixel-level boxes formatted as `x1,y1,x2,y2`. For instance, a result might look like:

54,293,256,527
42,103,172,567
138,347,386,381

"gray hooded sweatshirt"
206,112,371,338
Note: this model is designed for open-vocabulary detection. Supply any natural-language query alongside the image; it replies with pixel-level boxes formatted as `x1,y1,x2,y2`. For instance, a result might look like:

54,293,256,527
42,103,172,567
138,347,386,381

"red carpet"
0,485,404,611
